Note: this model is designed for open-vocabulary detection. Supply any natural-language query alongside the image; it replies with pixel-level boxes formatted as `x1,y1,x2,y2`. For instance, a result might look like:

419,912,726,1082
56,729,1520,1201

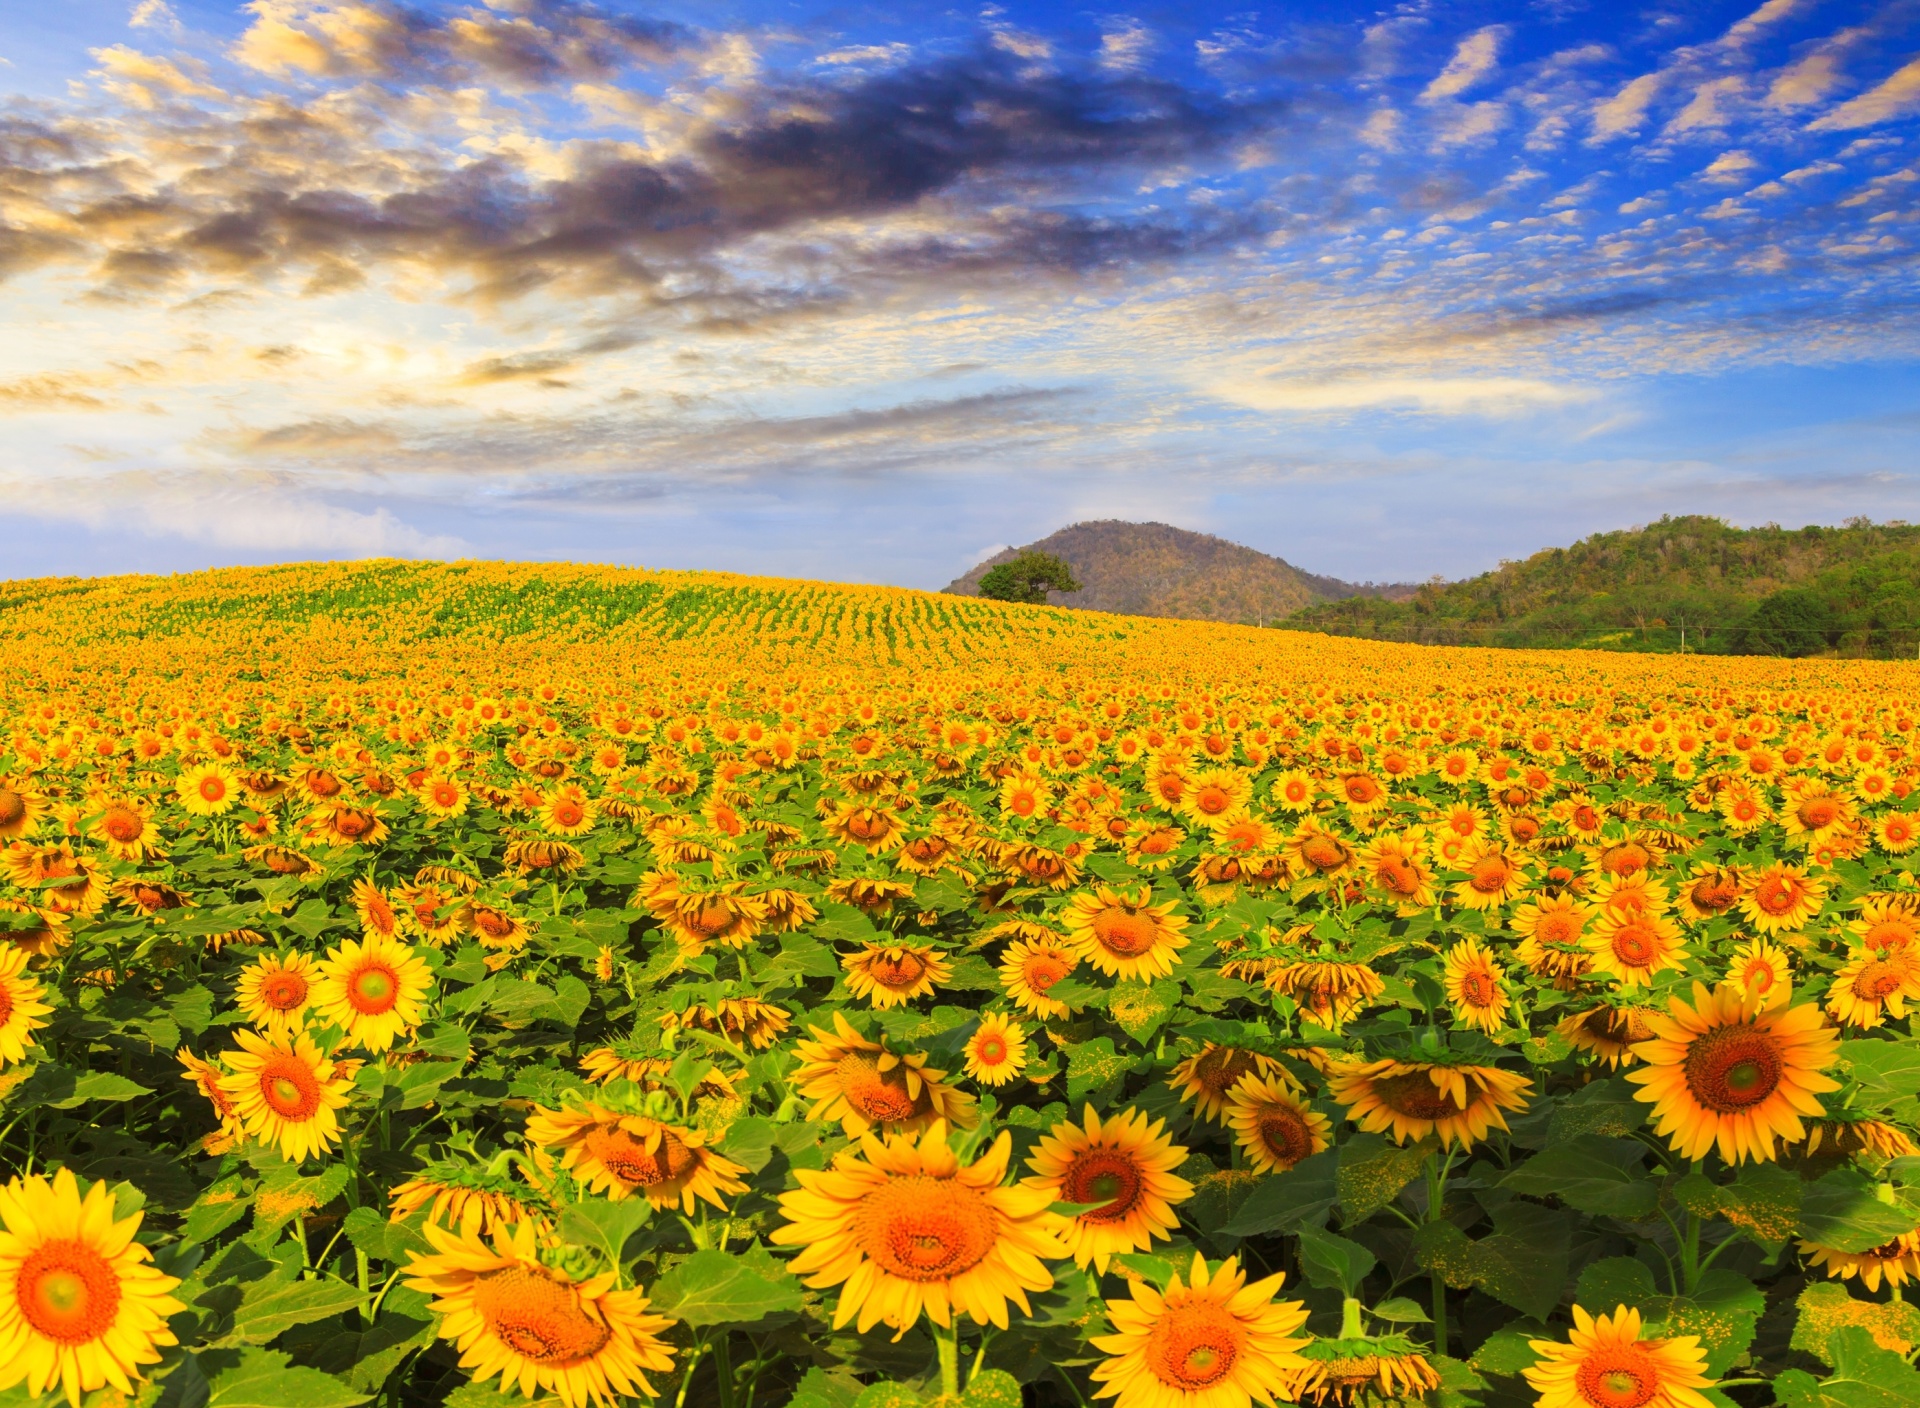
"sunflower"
576,1047,737,1102
389,1166,547,1239
302,802,390,849
0,947,51,1068
88,799,161,862
998,770,1053,821
1064,886,1190,981
1582,911,1687,990
1512,893,1597,985
1874,812,1919,854
1451,843,1526,911
659,998,792,1051
1287,821,1358,891
1523,1305,1715,1408
466,902,530,952
525,1106,748,1212
1824,947,1920,1029
1226,1075,1331,1174
842,944,952,1008
1718,785,1771,836
1442,937,1509,1032
403,1219,675,1407
1326,1059,1532,1151
1674,865,1745,922
964,1012,1029,1086
1267,958,1385,1029
1781,781,1856,848
1740,863,1827,935
1181,768,1254,829
176,761,240,816
1270,770,1317,812
540,785,597,838
1286,1335,1443,1407
793,1013,978,1137
235,951,319,1035
0,1168,185,1408
1090,1252,1311,1408
998,937,1080,1019
178,1046,245,1148
0,782,43,842
1800,1232,1920,1293
823,801,906,854
1727,938,1791,1001
636,873,767,953
1795,1116,1917,1161
771,1122,1067,1337
1169,1044,1285,1123
1358,830,1434,910
417,775,469,820
1626,982,1841,1165
1024,1106,1192,1272
1849,895,1920,954
1557,1005,1657,1069
311,933,433,1053
218,1028,355,1163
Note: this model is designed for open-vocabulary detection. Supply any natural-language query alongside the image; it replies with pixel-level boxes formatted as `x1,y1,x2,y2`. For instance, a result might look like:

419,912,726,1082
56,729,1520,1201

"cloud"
1591,72,1663,141
1808,56,1920,131
1209,375,1595,417
128,0,183,36
1423,26,1507,103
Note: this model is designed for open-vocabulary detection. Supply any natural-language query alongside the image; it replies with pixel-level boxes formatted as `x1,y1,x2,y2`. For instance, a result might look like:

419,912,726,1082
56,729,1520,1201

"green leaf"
1420,1203,1571,1321
1797,1169,1920,1254
650,1245,803,1327
1840,1040,1920,1103
1791,1283,1920,1367
558,1198,652,1270
1107,980,1181,1043
443,1383,532,1408
1220,1149,1337,1235
1337,1133,1429,1222
486,978,559,1023
1708,1162,1802,1246
1297,1228,1377,1297
1502,1135,1656,1219
547,974,593,1026
1652,1270,1764,1376
1546,1077,1646,1141
200,1348,369,1408
851,1383,923,1408
10,1066,154,1111
1467,1319,1552,1377
1372,1296,1431,1324
960,1370,1022,1408
341,1206,430,1267
1065,1037,1132,1101
300,1296,435,1392
786,1367,865,1408
1774,1328,1920,1408
170,985,216,1035
1043,976,1105,1011
224,1275,365,1344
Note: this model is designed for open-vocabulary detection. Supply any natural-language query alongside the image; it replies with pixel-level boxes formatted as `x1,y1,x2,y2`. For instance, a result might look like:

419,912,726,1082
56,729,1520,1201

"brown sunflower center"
845,810,894,841
332,809,376,839
1301,835,1350,872
1752,876,1803,915
1689,877,1739,913
1609,924,1660,967
834,1053,929,1125
0,791,24,827
473,908,516,939
689,900,741,936
0,986,12,1026
1682,1025,1784,1113
1798,799,1839,829
470,1264,611,1364
583,1126,697,1187
1193,1048,1258,1096
1863,921,1915,953
1852,961,1906,1002
1458,968,1499,1008
1573,1348,1660,1408
1147,1301,1244,1390
258,1053,323,1120
348,963,399,1014
855,1175,997,1283
1255,1106,1313,1167
867,951,929,989
17,1239,122,1344
1377,859,1420,895
1061,1149,1144,1222
1537,911,1583,944
262,971,308,1010
1374,1072,1466,1120
1091,907,1160,957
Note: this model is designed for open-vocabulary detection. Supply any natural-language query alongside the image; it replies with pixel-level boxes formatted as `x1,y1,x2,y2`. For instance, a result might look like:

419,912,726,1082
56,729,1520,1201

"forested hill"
1283,516,1920,657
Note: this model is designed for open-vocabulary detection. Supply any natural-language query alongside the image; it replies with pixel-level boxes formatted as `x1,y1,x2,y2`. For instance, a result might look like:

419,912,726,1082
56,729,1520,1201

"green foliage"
977,551,1083,605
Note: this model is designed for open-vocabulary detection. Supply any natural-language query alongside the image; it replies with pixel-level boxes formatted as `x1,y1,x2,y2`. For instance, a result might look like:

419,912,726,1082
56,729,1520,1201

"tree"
978,551,1082,605
1736,587,1838,657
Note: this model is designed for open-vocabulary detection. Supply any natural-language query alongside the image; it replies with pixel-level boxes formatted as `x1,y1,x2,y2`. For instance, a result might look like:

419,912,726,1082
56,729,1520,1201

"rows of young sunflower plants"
1,573,1918,1408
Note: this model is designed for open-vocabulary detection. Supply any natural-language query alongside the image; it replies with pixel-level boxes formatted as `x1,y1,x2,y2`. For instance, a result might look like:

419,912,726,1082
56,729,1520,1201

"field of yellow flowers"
1,558,1918,1408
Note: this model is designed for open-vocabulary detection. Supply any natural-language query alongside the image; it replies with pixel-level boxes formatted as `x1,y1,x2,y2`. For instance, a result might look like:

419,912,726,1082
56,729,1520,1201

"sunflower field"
2,559,1920,1408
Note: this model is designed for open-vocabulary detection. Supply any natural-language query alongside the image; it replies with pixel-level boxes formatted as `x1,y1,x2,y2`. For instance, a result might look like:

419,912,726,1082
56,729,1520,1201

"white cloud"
1098,20,1154,74
1423,26,1507,103
813,43,911,67
1699,150,1760,185
1591,73,1663,141
1209,375,1595,417
128,0,181,35
1808,57,1920,131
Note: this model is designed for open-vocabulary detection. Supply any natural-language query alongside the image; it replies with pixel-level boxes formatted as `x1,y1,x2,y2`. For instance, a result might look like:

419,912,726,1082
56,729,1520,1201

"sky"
3,0,1919,589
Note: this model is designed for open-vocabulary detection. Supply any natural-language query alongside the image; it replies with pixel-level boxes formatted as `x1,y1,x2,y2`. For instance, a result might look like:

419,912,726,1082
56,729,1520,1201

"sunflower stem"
715,1332,737,1408
937,1319,962,1400
1340,1296,1365,1340
1682,1160,1703,1294
1426,1156,1449,1357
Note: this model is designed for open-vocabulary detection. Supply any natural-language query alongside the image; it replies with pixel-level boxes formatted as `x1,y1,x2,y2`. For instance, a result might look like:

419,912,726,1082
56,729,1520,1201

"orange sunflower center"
1193,1048,1258,1096
1147,1300,1244,1391
1470,856,1512,893
198,776,227,802
332,809,376,839
1863,921,1915,953
0,986,12,1025
262,971,308,1010
1609,924,1660,967
433,784,460,806
0,791,23,826
1682,1025,1784,1113
1752,876,1804,915
834,1053,929,1125
553,801,584,826
470,1264,612,1364
583,1126,697,1187
845,810,894,841
258,1053,323,1120
1090,907,1161,957
473,908,516,939
1573,1346,1661,1408
1537,910,1583,945
348,962,400,1014
867,951,929,989
1374,1072,1465,1120
1458,968,1499,1008
1061,1149,1144,1222
1689,877,1739,912
855,1175,997,1283
1022,952,1072,993
974,1034,1009,1065
1137,830,1176,855
1301,835,1350,872
17,1239,122,1345
689,901,741,937
102,810,144,843
1800,799,1838,829
1255,1105,1314,1166
1852,961,1906,1002
1376,858,1420,895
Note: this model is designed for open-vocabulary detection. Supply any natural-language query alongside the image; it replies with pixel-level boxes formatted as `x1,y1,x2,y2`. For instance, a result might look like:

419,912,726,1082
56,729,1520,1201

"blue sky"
3,0,1919,588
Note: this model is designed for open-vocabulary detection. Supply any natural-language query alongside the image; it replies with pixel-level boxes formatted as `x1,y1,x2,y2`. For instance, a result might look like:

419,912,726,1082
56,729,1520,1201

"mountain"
1284,515,1920,658
943,521,1412,623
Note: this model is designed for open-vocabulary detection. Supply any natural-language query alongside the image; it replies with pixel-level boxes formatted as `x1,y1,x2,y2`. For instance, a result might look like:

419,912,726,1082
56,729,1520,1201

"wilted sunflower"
1794,1116,1918,1161
404,1219,676,1408
311,933,433,1053
1287,821,1358,891
1090,1252,1312,1408
0,1168,186,1408
1064,886,1190,981
998,936,1080,1019
1523,1304,1715,1408
1626,982,1841,1165
301,801,391,849
1675,864,1745,922
1823,947,1920,1029
1442,937,1509,1032
178,1046,245,1149
1556,1005,1658,1070
389,1162,548,1238
217,1028,354,1163
1267,957,1385,1028
1226,1075,1331,1174
1358,830,1434,910
1850,895,1920,954
822,800,906,854
1024,1106,1192,1272
0,782,43,841
1451,843,1526,910
792,1012,977,1137
636,872,767,953
659,998,792,1050
1169,1044,1285,1124
0,947,51,1067
1799,1232,1920,1293
1286,1335,1443,1408
963,1012,1029,1087
1326,1059,1532,1150
525,1105,747,1212
771,1122,1067,1337
1582,911,1688,990
1740,863,1827,935
235,951,319,1035
576,1047,737,1101
842,943,952,1008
